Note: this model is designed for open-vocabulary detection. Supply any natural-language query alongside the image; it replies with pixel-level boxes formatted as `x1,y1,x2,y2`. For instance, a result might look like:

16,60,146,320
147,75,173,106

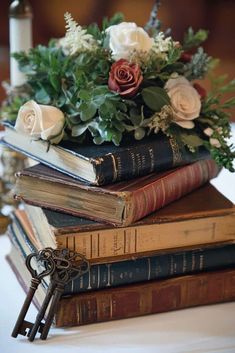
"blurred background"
0,0,235,119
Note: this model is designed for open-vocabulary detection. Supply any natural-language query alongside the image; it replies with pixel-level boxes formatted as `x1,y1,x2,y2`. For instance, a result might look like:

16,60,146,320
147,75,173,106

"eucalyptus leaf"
72,123,89,137
79,102,97,121
141,87,170,112
93,135,105,145
181,133,204,147
35,88,51,104
134,127,146,140
112,130,122,145
129,113,142,127
78,89,91,101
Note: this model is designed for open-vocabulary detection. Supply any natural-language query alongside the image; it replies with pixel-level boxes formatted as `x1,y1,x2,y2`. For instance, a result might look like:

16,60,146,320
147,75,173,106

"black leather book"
2,121,210,185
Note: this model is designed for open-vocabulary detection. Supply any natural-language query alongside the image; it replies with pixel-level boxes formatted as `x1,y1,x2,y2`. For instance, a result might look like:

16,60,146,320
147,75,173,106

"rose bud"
180,52,192,63
193,83,207,99
108,59,143,98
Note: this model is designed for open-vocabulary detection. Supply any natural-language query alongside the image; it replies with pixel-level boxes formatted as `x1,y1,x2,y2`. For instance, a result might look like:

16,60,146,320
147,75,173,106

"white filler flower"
60,12,97,55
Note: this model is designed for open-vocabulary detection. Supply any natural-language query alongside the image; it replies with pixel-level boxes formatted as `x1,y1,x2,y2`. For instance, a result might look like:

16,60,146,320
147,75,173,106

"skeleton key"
40,254,89,340
28,256,72,342
40,269,70,340
11,251,55,338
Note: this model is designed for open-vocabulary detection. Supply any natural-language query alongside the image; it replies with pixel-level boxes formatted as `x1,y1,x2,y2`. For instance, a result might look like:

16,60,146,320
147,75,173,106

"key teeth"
12,320,34,338
28,322,45,342
38,322,45,334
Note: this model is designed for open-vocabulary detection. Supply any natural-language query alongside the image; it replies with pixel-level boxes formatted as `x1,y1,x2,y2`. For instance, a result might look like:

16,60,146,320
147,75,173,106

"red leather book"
14,159,220,226
55,268,235,327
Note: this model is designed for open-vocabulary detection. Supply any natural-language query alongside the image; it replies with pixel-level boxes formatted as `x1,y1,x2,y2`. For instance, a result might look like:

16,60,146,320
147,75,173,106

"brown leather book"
55,268,235,327
13,183,235,264
14,159,220,226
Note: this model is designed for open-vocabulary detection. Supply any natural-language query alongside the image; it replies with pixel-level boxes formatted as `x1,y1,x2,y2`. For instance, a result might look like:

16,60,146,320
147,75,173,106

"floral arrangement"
2,6,235,171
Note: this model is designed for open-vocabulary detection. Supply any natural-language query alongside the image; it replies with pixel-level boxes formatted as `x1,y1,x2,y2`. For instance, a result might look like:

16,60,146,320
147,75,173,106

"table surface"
1,126,235,353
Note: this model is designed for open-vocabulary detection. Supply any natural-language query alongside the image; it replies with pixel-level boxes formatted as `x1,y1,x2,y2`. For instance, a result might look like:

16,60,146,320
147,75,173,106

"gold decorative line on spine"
97,233,100,257
110,298,113,318
124,230,127,254
134,228,138,253
73,235,75,251
110,154,118,182
169,138,182,166
90,233,93,259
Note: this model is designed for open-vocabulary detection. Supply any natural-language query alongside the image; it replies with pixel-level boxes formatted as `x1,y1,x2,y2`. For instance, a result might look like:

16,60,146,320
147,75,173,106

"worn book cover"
6,246,235,327
16,184,235,263
14,159,220,226
3,122,210,185
8,215,235,294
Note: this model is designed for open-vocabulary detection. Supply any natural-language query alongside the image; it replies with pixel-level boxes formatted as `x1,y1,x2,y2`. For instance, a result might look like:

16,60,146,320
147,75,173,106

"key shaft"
28,282,56,341
40,284,64,340
11,278,40,337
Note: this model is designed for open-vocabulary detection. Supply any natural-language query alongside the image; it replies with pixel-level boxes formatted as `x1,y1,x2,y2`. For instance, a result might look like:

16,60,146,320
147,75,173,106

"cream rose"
15,100,65,144
165,76,201,129
106,22,154,61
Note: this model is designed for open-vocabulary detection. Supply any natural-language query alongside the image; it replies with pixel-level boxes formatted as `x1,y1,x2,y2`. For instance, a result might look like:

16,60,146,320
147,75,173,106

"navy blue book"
9,209,235,295
2,121,209,185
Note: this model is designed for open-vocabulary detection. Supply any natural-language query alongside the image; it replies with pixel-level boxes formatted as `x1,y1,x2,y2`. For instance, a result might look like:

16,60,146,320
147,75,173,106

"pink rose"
165,76,201,129
108,59,143,98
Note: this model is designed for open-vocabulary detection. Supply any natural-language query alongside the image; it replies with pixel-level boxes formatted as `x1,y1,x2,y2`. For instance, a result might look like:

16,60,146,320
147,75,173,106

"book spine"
57,212,235,262
94,135,209,185
128,159,219,224
64,244,235,294
8,215,235,295
55,268,235,327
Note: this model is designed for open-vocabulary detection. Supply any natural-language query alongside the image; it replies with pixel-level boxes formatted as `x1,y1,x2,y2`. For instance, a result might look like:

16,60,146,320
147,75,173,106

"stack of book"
3,126,235,327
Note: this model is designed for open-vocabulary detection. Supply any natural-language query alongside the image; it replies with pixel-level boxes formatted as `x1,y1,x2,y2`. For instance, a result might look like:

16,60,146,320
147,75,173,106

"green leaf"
183,27,209,50
35,87,51,104
141,87,170,112
49,72,60,92
111,130,122,145
99,100,117,118
102,13,124,31
79,102,97,121
72,123,89,137
129,108,143,126
93,135,105,145
78,89,91,101
86,23,102,41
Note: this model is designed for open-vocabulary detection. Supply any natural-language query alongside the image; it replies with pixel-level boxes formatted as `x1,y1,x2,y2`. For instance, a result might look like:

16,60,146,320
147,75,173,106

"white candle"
9,0,33,87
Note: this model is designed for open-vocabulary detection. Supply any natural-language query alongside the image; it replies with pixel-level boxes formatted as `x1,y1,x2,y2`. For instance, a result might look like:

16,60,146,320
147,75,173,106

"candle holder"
9,0,32,18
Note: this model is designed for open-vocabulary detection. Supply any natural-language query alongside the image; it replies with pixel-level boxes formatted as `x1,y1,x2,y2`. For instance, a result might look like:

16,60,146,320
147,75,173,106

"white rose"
106,22,154,61
165,76,201,129
15,100,65,144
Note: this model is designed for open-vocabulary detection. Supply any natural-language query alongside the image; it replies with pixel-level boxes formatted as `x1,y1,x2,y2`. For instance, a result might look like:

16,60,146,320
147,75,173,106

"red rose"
108,59,143,98
193,83,207,99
